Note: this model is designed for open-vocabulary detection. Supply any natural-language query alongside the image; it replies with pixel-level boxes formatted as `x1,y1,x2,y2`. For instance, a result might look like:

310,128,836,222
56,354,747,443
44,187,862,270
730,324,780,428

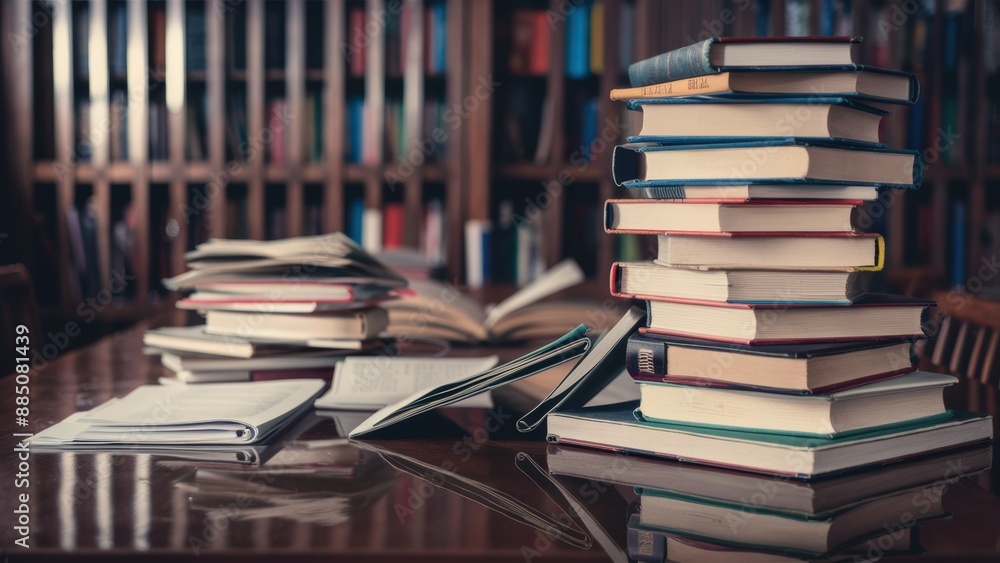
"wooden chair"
0,264,42,376
925,290,1000,416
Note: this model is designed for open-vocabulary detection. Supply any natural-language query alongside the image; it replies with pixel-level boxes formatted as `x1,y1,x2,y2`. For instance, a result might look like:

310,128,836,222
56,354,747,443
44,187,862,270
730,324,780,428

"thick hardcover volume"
627,36,863,87
628,38,718,87
623,333,919,395
624,96,888,147
611,141,924,190
625,332,668,380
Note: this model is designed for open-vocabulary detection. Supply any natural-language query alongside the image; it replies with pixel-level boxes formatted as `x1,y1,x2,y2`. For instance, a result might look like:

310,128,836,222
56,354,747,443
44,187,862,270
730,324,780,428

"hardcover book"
612,141,923,189
628,36,863,86
624,332,916,394
610,262,862,305
636,371,955,438
625,96,888,145
641,293,933,345
546,402,992,479
604,199,860,234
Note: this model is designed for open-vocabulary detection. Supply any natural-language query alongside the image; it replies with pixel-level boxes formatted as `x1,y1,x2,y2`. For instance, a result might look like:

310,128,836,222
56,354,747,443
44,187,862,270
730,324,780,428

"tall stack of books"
143,233,406,383
546,36,992,479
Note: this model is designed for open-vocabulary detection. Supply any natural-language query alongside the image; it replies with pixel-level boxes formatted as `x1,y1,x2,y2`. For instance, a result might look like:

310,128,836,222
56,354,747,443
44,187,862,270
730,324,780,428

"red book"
349,8,365,76
529,11,550,75
383,203,405,249
267,99,286,164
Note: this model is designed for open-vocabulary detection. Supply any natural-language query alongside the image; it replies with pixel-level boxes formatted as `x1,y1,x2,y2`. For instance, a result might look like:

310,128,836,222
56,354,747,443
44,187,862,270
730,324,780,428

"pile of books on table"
546,36,992,480
143,233,406,383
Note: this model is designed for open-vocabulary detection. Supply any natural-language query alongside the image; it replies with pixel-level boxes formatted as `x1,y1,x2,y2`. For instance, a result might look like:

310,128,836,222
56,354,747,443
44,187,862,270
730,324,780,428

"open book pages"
381,259,591,343
163,233,406,291
29,380,325,446
349,325,593,438
349,306,645,438
314,356,499,410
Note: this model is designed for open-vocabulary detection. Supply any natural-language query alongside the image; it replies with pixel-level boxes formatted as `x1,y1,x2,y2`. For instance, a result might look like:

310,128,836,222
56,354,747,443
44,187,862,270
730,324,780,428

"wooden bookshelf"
5,0,470,318
3,0,997,321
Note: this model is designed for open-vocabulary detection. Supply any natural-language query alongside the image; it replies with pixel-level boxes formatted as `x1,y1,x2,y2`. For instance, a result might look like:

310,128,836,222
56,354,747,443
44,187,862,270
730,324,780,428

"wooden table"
2,321,1000,561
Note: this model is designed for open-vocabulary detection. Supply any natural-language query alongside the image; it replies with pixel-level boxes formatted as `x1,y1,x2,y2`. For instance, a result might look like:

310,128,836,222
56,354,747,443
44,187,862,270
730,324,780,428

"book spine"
625,333,668,378
609,73,733,101
627,38,719,87
627,514,666,562
611,145,642,186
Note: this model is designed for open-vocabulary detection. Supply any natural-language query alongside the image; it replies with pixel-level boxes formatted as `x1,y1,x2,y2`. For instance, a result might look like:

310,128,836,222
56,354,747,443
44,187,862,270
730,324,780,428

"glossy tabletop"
2,320,1000,562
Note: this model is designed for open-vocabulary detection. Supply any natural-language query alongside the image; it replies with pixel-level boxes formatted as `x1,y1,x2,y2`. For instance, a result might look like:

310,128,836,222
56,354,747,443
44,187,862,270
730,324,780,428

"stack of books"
546,36,993,479
143,233,406,383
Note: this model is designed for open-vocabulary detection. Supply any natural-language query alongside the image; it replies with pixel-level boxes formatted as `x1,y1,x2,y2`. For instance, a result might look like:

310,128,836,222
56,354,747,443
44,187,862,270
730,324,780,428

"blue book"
434,4,447,72
347,198,364,244
347,98,363,163
565,1,590,78
628,36,864,87
612,140,923,189
624,96,889,147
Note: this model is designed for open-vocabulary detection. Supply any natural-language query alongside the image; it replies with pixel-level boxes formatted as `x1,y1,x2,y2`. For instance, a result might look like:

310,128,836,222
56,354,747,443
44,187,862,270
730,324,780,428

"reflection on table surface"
15,407,1000,561
5,321,1000,560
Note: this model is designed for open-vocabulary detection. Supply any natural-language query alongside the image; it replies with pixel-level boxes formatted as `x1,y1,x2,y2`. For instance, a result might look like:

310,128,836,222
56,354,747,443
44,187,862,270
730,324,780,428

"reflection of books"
629,515,921,562
636,482,944,558
356,442,594,551
549,445,992,515
179,445,396,526
382,259,598,343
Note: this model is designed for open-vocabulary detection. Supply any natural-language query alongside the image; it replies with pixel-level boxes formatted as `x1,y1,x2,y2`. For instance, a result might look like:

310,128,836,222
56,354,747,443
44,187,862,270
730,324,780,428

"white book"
314,356,499,410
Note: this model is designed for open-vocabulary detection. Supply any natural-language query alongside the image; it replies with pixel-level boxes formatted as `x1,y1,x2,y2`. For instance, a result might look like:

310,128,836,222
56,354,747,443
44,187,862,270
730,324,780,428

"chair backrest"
0,264,42,376
925,297,1000,419
926,291,1000,387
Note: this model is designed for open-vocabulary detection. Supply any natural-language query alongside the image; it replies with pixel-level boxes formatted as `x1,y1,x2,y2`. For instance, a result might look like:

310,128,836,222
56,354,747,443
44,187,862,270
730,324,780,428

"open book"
381,259,598,343
349,306,644,438
163,233,406,291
